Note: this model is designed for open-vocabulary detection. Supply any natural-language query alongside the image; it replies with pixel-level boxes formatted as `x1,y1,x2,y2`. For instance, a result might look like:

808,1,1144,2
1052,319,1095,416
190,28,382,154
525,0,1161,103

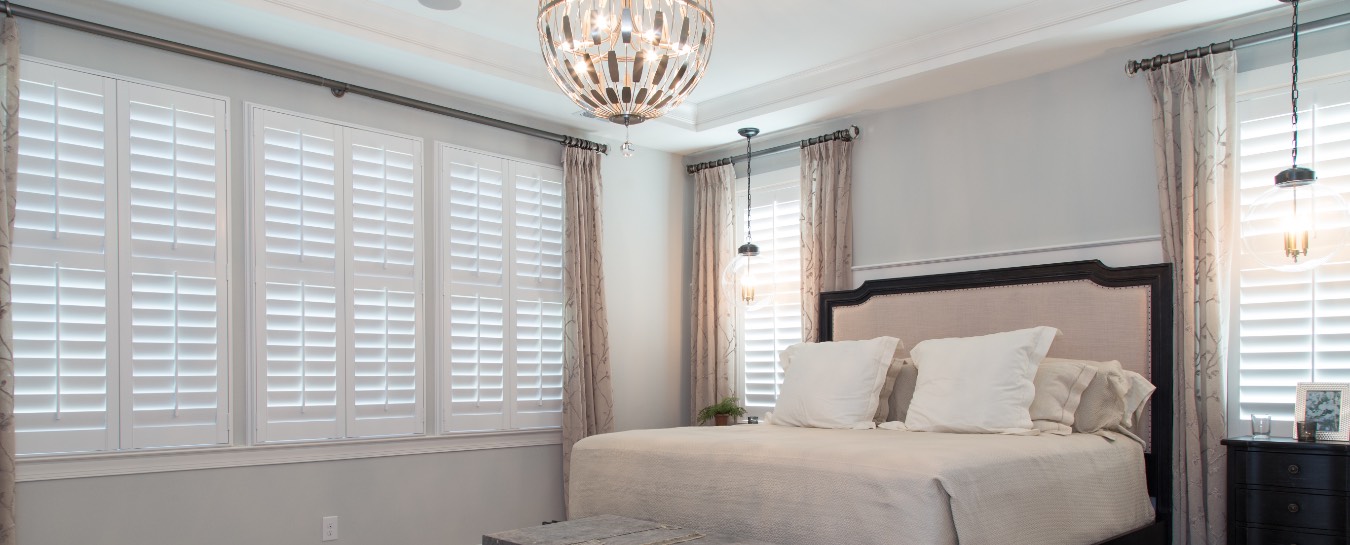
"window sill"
17,428,562,482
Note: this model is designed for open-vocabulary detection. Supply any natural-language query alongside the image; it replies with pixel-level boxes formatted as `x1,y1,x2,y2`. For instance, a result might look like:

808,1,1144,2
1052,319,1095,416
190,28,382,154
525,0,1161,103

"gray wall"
14,14,689,545
687,2,1350,278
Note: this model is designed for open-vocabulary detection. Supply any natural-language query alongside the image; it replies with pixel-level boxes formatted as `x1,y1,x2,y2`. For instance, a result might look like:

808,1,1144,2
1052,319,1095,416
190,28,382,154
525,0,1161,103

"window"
249,106,424,443
734,168,803,417
439,145,564,432
14,60,230,455
1234,53,1350,431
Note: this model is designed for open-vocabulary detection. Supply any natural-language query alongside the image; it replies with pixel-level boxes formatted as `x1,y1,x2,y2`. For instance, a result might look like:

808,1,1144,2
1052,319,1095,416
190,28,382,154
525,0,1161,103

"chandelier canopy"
537,0,715,126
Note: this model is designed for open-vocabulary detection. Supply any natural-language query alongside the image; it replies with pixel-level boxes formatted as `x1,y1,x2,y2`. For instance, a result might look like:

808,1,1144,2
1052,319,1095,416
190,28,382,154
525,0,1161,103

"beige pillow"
874,355,905,423
1119,369,1156,429
887,358,919,422
1043,358,1131,434
1029,360,1098,435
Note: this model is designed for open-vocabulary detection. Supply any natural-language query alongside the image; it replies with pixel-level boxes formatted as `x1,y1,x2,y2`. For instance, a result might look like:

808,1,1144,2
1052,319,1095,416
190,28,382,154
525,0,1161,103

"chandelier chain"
1290,0,1300,168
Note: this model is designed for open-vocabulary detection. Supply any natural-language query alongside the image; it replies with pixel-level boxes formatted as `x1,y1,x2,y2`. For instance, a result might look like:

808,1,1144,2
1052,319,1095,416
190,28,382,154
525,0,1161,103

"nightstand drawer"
1240,452,1347,492
1245,527,1345,545
1239,489,1346,533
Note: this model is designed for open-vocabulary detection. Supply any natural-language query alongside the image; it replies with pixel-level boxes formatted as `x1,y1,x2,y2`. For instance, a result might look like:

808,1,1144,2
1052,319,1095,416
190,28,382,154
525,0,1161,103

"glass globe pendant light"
1242,0,1350,272
722,128,773,311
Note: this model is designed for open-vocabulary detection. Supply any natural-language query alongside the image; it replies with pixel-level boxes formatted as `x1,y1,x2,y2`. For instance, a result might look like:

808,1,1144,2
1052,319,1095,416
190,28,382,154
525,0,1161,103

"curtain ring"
4,1,12,18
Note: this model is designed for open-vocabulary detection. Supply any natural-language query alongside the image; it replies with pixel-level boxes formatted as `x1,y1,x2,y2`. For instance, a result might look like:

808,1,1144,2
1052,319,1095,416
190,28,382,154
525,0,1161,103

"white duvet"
569,425,1155,545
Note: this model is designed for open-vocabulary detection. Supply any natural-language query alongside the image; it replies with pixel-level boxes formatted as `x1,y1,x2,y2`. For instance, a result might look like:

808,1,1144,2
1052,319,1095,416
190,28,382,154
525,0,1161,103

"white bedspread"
569,425,1154,545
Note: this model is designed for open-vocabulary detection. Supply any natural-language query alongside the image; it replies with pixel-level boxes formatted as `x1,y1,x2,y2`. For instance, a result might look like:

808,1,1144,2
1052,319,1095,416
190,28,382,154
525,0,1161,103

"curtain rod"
1125,10,1350,76
686,126,860,174
4,2,609,154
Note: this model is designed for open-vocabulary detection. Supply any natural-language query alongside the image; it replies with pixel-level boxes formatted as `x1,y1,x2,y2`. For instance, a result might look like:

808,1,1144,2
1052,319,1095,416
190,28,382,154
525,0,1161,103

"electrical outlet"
322,516,339,542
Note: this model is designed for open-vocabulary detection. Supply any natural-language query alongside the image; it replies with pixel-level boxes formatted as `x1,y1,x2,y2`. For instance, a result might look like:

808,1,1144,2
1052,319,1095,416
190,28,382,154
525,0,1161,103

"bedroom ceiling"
21,0,1297,153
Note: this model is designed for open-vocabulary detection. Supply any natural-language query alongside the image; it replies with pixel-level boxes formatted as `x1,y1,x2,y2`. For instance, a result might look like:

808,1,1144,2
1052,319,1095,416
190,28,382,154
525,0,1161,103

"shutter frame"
117,80,231,450
13,61,120,455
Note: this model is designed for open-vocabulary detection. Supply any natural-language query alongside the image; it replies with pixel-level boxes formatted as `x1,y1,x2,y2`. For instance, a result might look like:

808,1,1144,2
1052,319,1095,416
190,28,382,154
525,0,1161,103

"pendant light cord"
1290,0,1301,169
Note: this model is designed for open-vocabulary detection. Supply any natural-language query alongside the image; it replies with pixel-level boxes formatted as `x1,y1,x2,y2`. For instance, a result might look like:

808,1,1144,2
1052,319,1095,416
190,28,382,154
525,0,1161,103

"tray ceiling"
23,0,1297,153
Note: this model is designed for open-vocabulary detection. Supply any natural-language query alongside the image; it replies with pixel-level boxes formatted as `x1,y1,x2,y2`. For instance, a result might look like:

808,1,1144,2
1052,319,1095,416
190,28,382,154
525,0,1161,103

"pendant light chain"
1290,0,1301,169
744,134,753,245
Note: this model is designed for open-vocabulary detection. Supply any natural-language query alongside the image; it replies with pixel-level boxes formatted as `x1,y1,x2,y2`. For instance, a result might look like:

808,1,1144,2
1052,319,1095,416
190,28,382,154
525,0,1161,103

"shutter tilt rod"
5,3,609,154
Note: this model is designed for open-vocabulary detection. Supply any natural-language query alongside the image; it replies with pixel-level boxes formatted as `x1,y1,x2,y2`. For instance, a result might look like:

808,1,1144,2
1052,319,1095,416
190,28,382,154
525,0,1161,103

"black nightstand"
1223,436,1350,545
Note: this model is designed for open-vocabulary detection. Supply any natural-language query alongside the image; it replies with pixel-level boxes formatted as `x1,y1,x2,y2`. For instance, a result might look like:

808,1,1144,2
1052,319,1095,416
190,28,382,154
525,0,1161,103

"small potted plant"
697,396,747,426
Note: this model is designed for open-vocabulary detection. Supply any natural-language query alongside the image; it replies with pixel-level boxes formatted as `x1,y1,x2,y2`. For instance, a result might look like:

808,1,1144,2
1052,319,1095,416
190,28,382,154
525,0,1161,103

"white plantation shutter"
438,145,564,432
117,81,229,449
441,147,509,431
251,106,425,443
346,130,422,437
511,163,564,428
1237,71,1350,423
736,177,804,414
253,109,345,442
12,62,119,455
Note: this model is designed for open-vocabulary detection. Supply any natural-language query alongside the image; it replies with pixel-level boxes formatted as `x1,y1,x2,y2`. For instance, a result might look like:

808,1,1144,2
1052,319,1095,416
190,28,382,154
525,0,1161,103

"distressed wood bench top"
483,515,778,545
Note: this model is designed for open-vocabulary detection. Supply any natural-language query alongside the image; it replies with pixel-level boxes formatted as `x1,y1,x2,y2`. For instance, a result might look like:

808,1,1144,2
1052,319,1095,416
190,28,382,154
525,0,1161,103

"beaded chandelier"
537,0,715,126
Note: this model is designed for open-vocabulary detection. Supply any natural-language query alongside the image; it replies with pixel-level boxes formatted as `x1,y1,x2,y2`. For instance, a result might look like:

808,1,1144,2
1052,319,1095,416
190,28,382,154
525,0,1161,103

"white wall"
14,13,689,545
686,3,1350,283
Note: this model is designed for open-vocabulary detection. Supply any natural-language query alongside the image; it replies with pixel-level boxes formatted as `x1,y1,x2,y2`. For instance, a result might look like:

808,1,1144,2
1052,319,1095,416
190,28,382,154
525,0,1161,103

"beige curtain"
1147,51,1235,545
0,16,17,545
690,164,737,423
560,145,614,511
800,138,855,342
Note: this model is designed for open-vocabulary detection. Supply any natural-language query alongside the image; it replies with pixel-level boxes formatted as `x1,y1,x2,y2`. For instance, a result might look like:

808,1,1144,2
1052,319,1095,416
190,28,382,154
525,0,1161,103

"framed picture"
1295,382,1350,442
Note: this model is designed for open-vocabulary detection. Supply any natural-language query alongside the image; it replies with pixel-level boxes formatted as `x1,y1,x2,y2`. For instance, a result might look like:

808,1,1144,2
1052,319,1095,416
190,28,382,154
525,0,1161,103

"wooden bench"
483,515,778,545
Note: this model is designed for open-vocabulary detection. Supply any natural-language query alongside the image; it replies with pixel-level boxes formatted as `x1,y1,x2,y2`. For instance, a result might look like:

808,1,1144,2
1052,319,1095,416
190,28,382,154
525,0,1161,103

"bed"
569,260,1173,545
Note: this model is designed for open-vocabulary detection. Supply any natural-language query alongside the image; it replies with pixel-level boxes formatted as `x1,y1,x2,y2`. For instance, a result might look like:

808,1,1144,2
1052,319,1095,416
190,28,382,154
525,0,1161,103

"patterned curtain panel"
799,139,855,342
690,164,736,423
1147,51,1235,545
0,16,17,545
560,145,614,512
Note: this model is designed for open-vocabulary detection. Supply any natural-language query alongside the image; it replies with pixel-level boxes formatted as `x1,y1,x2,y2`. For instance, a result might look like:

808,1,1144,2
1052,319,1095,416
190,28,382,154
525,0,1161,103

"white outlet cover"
322,516,339,542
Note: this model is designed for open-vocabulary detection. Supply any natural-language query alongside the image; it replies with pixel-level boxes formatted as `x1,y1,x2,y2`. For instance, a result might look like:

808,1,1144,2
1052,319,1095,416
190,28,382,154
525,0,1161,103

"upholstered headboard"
819,260,1173,530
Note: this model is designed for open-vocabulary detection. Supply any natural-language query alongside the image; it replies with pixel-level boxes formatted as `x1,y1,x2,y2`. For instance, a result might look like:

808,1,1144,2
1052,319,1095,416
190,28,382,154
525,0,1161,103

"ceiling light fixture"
537,0,715,128
1242,0,1350,272
418,0,462,11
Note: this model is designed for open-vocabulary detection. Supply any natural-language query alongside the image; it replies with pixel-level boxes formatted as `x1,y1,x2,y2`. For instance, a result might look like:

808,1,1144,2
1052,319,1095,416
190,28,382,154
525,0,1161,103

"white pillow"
772,337,901,429
905,326,1060,433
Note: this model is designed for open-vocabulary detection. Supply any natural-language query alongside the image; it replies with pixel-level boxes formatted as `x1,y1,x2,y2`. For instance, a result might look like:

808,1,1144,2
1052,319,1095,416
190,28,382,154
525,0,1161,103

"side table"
1223,435,1349,545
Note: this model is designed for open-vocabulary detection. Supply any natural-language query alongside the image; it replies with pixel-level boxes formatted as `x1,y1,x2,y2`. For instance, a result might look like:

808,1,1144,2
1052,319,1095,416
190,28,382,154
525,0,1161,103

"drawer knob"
1287,502,1300,513
1287,464,1301,475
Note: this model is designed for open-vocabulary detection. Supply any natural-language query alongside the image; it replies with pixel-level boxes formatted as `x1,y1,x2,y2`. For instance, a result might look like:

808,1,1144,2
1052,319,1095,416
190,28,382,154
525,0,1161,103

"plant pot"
714,414,731,426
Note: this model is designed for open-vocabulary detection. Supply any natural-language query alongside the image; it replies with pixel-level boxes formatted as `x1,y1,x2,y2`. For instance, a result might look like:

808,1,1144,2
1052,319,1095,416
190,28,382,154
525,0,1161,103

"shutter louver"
441,148,510,431
13,63,118,455
738,182,803,412
512,164,564,428
253,109,345,442
347,131,422,438
118,81,229,449
1238,75,1350,422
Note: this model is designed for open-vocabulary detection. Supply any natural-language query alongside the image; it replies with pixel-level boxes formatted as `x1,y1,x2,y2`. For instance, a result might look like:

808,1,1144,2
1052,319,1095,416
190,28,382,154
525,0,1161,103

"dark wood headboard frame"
818,260,1174,544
